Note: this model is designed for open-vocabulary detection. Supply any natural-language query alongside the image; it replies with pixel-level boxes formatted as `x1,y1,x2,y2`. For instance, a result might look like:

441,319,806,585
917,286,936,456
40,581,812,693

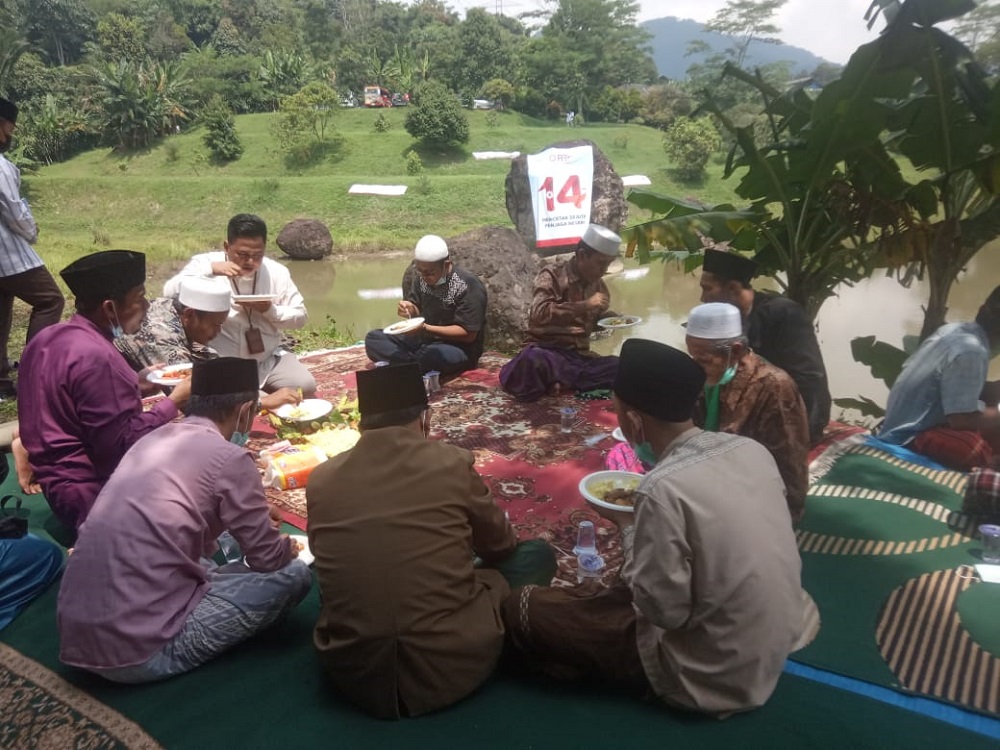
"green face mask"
704,358,737,432
633,441,658,468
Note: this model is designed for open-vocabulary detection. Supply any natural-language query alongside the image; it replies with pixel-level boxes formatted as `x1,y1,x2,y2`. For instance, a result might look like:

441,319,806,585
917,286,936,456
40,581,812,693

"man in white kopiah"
363,234,488,376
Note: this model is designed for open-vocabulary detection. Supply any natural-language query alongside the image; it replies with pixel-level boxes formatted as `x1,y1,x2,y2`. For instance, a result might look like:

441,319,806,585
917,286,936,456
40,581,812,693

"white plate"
273,398,333,422
146,362,193,386
232,294,277,303
383,317,425,335
597,315,642,329
612,427,627,442
291,534,314,566
579,470,642,513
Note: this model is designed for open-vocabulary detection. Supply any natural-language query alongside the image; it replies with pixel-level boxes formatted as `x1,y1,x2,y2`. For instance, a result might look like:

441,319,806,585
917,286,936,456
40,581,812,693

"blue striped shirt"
0,154,43,278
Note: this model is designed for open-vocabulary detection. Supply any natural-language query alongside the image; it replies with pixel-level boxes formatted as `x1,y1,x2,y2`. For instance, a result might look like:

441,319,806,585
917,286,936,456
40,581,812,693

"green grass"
26,108,740,271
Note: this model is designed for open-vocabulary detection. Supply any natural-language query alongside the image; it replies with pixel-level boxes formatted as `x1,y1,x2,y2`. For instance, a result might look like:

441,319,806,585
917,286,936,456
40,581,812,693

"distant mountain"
640,16,830,80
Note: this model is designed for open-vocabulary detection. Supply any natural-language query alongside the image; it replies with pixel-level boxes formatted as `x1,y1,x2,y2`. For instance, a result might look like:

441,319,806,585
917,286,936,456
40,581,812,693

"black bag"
0,494,27,539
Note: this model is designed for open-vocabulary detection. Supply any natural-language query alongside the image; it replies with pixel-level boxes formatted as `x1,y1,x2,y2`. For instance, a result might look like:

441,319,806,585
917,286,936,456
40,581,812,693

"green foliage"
405,150,424,175
259,49,313,111
372,112,391,133
832,334,921,418
201,97,243,163
705,0,789,68
95,12,146,63
484,111,499,129
273,81,340,167
481,78,515,109
292,315,355,353
179,49,268,114
18,94,94,165
590,86,644,123
89,59,190,150
404,81,469,147
662,117,721,181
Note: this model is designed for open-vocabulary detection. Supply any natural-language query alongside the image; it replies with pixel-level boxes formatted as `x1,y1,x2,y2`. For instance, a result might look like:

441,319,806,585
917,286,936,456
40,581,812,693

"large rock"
505,139,628,257
402,226,539,351
276,219,333,260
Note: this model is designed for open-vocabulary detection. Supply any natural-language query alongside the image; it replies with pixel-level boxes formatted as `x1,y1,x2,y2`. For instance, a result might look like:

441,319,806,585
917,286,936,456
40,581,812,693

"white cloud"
437,0,895,65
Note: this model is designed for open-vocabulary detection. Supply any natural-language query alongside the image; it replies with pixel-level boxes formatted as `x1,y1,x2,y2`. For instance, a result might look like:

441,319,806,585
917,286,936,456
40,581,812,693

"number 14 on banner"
538,175,587,212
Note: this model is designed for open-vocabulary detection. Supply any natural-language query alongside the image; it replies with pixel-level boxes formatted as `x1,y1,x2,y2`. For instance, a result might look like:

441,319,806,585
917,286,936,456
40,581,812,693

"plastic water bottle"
573,521,605,582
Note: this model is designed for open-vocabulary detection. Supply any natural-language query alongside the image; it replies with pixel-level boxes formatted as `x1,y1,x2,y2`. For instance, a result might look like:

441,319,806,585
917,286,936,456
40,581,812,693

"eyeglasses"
230,251,265,263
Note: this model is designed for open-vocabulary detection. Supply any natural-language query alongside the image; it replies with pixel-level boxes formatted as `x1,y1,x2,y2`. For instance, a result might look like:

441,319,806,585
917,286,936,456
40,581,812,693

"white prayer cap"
685,303,743,340
178,276,231,313
580,224,621,257
414,235,449,262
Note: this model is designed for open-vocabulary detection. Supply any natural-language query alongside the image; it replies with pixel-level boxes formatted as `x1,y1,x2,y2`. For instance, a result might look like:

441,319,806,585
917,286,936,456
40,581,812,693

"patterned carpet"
251,348,628,585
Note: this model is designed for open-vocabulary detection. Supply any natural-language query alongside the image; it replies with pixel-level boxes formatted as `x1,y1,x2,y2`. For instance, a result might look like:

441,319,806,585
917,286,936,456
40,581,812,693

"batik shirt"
404,265,487,364
693,352,810,523
115,296,218,371
526,257,610,351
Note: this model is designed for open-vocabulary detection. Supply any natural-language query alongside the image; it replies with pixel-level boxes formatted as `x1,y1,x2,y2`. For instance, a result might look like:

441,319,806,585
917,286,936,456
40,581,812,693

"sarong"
499,344,618,402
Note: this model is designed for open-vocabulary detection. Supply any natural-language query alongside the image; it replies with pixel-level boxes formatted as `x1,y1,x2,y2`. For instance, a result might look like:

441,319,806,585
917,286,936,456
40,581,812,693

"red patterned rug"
248,347,630,585
245,346,863,586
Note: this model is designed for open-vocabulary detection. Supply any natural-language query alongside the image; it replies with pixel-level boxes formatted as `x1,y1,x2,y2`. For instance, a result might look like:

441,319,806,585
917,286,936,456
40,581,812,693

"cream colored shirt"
164,252,307,383
623,427,814,716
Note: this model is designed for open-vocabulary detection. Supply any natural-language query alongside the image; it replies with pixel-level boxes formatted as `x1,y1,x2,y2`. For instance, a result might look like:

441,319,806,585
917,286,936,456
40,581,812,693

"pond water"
285,246,1000,411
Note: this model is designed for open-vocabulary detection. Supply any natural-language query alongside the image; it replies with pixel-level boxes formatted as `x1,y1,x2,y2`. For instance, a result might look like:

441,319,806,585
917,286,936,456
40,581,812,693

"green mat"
1,454,996,748
795,440,999,716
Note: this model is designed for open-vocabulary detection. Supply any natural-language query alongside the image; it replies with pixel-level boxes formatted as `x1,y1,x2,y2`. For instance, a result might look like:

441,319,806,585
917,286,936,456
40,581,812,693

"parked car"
391,93,409,107
340,91,357,108
364,85,392,107
472,98,494,110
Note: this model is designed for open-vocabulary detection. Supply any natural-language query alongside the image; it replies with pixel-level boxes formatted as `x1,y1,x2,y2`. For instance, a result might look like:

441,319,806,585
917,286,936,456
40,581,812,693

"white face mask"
230,402,254,447
109,302,124,339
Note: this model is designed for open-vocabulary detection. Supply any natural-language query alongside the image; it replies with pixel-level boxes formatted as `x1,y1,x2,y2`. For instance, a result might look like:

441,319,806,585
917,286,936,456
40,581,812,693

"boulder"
402,226,539,351
276,219,333,260
505,139,628,257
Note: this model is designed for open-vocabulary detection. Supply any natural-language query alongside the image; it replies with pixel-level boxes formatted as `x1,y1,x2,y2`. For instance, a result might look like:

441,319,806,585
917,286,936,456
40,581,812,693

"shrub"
484,111,499,129
405,150,424,175
201,98,244,163
662,117,722,182
373,112,391,133
404,81,469,147
613,134,630,151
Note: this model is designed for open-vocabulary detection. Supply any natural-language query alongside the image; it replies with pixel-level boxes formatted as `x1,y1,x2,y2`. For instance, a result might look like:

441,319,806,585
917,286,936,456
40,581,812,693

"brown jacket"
526,257,610,351
306,426,517,719
693,352,810,523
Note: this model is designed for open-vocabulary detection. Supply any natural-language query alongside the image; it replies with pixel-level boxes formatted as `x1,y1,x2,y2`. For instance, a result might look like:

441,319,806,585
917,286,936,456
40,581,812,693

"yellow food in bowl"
587,477,640,505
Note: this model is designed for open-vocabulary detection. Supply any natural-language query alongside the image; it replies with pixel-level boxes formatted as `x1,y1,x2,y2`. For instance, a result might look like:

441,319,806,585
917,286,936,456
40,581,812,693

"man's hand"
167,376,192,409
261,387,302,411
137,362,165,397
594,503,634,530
235,300,272,313
586,291,610,312
12,437,40,495
268,505,282,530
397,300,420,319
210,261,242,278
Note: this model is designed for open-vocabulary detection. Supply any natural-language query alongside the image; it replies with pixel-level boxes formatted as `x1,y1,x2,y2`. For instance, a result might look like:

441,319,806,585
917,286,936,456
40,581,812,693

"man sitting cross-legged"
503,339,818,717
880,284,1000,471
57,357,311,683
307,362,556,719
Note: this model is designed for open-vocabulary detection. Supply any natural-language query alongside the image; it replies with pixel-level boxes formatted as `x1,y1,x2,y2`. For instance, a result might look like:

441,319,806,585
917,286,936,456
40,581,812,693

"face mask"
633,441,658,467
230,404,252,447
719,364,737,386
109,302,124,340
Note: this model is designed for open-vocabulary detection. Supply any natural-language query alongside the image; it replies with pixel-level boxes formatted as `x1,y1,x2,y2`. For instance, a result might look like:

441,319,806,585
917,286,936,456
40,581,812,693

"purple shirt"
57,417,294,670
18,314,178,530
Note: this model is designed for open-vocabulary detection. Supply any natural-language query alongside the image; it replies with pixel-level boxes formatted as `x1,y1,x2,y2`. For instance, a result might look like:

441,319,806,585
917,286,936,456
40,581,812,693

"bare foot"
12,437,41,494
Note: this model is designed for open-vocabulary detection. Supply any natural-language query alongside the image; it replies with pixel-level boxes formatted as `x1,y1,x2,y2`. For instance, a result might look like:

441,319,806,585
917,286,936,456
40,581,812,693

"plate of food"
597,315,642,329
383,317,425,335
147,362,193,386
579,470,642,513
232,294,277,303
273,398,333,423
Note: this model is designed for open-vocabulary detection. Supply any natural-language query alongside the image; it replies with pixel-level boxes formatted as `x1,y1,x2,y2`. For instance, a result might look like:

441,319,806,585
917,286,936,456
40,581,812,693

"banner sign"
527,145,594,249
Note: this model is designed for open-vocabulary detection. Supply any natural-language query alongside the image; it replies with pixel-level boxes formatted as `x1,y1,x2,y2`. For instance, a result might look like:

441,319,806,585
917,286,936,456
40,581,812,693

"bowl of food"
273,398,334,423
383,317,425,335
597,315,642,329
147,362,193,386
579,470,642,513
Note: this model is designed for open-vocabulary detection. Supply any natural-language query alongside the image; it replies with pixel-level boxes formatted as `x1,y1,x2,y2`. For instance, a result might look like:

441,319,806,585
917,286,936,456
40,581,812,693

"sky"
436,0,887,65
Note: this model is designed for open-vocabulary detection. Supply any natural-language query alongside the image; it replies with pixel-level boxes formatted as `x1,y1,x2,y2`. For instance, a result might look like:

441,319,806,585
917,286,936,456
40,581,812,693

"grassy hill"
26,108,740,271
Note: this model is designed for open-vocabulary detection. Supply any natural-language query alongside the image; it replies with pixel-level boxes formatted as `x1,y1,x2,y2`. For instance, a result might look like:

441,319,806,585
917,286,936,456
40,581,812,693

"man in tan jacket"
503,339,818,716
307,362,556,719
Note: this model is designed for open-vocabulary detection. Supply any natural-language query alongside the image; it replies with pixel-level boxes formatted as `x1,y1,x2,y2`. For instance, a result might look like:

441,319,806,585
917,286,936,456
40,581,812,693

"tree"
201,96,243,162
952,0,1000,70
95,12,146,63
90,59,190,150
481,78,515,110
404,80,469,147
273,81,340,165
17,0,95,66
704,0,789,69
259,49,313,111
662,117,722,181
0,9,29,94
